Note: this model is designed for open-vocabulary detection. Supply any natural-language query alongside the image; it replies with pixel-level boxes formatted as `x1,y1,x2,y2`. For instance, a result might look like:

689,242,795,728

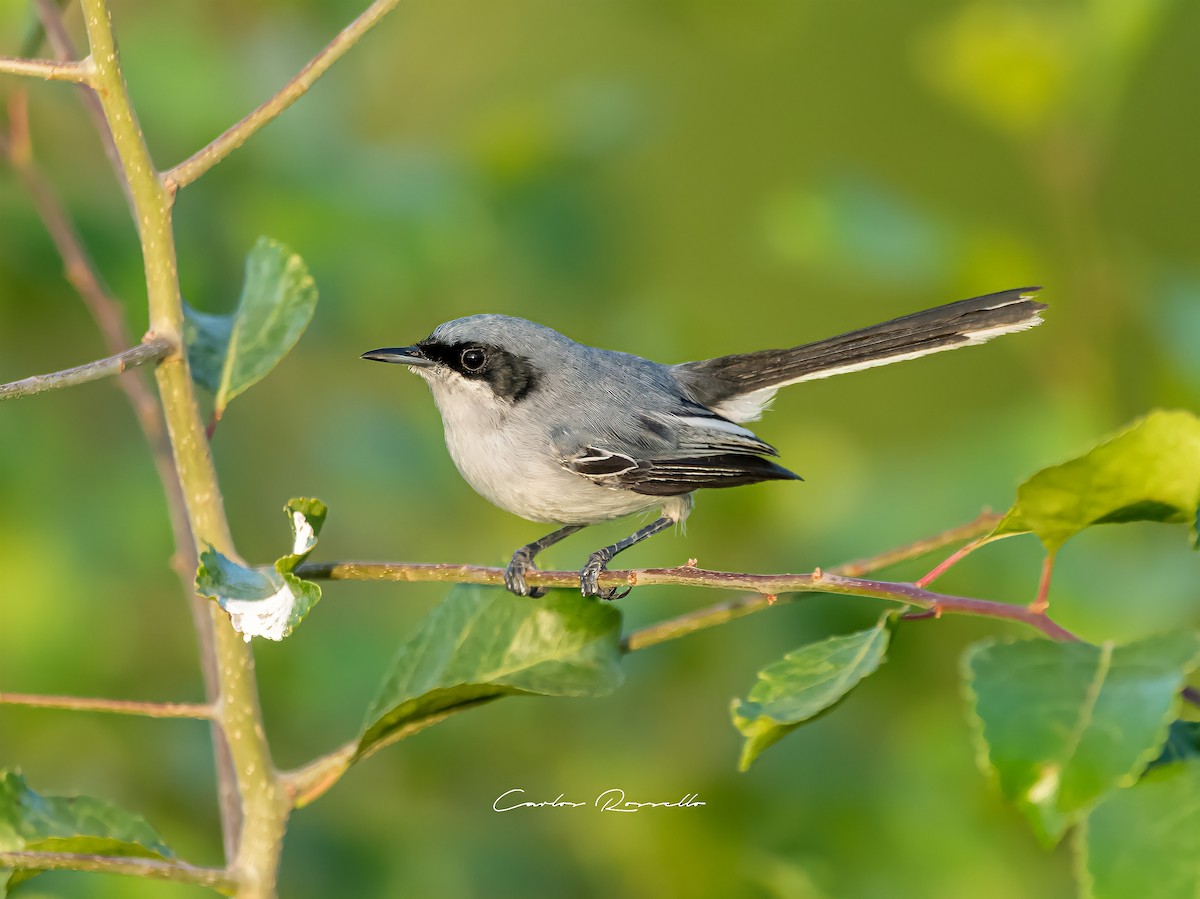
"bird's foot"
580,552,631,601
505,551,545,598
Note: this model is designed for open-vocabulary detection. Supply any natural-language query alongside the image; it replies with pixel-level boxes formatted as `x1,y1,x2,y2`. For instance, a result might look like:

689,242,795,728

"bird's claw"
579,554,630,600
504,552,545,598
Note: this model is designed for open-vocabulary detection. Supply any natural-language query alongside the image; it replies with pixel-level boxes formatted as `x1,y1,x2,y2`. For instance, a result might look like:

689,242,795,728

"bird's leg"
580,517,674,600
505,525,585,597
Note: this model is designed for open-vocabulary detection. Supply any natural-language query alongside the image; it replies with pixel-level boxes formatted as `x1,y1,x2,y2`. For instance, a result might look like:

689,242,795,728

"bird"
362,287,1045,599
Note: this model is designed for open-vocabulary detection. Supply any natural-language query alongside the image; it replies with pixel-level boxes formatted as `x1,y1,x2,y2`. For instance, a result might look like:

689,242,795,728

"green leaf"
1080,759,1200,899
963,633,1200,845
731,613,892,772
0,770,172,896
993,410,1200,552
182,236,318,419
275,497,327,575
194,498,327,642
358,586,623,759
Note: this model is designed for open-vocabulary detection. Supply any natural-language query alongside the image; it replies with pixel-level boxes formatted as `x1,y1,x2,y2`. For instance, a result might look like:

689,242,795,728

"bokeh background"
2,0,1199,896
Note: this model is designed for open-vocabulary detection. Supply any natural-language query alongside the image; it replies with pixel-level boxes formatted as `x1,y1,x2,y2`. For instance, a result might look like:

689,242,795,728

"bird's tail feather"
672,287,1044,421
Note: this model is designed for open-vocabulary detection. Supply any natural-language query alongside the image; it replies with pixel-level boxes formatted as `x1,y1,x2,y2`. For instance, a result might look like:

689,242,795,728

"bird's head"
362,314,568,412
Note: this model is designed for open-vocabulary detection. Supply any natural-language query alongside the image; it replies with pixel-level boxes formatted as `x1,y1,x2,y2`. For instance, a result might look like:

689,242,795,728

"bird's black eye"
461,347,486,372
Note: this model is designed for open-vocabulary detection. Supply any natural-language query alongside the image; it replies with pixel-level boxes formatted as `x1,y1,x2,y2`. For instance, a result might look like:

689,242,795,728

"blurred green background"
2,0,1199,896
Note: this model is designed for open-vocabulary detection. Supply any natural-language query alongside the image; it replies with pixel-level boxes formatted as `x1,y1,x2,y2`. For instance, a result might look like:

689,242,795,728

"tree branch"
79,1,289,892
0,55,91,82
0,692,213,719
293,514,1002,591
163,0,401,190
281,512,1060,807
295,510,1080,645
0,852,235,893
0,339,172,400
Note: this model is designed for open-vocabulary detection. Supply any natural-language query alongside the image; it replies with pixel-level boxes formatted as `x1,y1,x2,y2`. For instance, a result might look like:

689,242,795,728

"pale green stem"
78,2,288,896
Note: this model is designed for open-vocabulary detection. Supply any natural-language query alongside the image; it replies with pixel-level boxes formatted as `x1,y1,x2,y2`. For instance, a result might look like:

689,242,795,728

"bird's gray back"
427,314,755,458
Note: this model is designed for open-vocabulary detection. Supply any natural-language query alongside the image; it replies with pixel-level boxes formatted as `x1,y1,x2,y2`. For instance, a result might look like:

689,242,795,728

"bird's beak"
360,346,434,367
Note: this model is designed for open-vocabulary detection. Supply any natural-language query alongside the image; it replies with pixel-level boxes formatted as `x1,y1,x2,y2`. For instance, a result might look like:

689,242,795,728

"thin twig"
1030,553,1055,613
293,507,1002,589
834,510,1002,577
623,569,1079,649
0,852,235,893
0,55,91,82
164,0,401,190
2,93,164,447
0,339,173,400
295,561,1079,645
0,692,213,719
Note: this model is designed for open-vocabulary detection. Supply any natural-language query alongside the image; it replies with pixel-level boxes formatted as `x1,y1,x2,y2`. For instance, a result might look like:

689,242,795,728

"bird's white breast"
421,373,661,525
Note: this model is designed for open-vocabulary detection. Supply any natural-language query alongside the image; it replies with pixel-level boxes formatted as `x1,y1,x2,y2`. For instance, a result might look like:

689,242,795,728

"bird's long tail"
671,287,1045,421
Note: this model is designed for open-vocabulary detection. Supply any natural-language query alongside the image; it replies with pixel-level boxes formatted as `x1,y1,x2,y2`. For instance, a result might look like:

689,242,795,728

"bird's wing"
559,410,801,497
671,287,1045,422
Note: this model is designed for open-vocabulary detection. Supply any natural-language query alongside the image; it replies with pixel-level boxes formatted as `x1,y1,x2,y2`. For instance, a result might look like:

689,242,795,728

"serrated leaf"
183,236,318,419
194,498,326,642
357,586,623,759
993,410,1200,552
0,771,172,896
964,633,1200,845
1080,759,1200,899
732,613,892,772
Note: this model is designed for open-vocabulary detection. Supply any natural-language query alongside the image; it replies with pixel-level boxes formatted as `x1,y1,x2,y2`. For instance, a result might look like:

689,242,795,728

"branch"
0,692,213,719
281,512,1060,808
297,520,1077,648
293,564,1071,636
0,852,235,893
163,0,401,190
79,1,289,890
297,509,1002,589
0,54,91,82
0,339,172,400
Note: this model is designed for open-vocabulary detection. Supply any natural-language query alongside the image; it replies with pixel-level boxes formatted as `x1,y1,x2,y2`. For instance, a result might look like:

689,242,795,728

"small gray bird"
363,287,1044,599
